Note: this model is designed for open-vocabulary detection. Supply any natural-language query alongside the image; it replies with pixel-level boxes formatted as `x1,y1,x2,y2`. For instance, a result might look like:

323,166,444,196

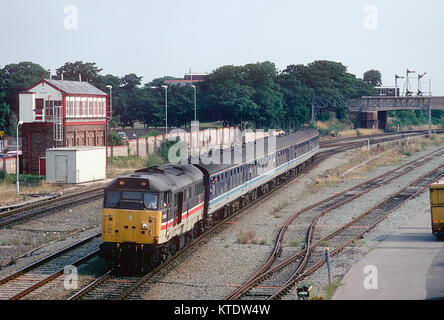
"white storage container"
46,146,106,183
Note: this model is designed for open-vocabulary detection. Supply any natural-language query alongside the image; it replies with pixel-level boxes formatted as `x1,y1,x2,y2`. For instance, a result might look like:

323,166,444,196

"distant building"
164,72,208,86
374,86,400,97
18,78,109,175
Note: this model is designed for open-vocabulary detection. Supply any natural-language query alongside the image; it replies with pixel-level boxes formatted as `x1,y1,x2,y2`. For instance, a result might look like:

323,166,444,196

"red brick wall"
22,122,106,175
66,124,105,147
22,123,56,174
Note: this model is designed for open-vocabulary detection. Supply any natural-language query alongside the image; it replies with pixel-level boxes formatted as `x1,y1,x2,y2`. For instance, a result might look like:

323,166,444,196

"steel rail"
80,143,324,300
0,233,101,300
225,145,444,300
100,156,318,300
60,131,439,300
67,268,114,300
0,232,101,287
1,130,435,229
0,188,104,228
9,250,100,300
268,163,444,299
119,135,442,301
0,186,104,219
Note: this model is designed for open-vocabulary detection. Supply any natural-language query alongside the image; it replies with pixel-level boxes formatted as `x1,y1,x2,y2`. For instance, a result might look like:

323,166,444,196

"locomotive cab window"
104,190,159,210
143,192,159,210
105,191,120,208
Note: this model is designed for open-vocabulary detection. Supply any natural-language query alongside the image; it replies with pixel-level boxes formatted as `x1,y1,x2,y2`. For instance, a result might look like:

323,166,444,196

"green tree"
146,76,177,87
242,62,284,129
108,132,124,146
109,114,122,129
276,70,314,129
134,87,163,128
121,73,142,91
0,102,11,132
363,69,382,86
198,65,258,127
282,61,376,120
55,61,103,87
1,62,49,114
118,73,143,128
165,85,195,127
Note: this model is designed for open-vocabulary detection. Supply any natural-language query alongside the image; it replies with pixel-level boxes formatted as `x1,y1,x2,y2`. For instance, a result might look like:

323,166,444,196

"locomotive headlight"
141,223,148,230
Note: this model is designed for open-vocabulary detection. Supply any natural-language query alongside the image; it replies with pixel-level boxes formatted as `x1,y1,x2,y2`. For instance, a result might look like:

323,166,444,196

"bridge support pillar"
359,111,388,131
360,111,378,129
377,111,387,131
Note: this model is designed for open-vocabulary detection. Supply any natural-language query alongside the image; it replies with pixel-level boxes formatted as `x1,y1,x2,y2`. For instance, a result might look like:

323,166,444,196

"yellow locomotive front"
99,176,167,272
99,164,205,273
102,189,161,245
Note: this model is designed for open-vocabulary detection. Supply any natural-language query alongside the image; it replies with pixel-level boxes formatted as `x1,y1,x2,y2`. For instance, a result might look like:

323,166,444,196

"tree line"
0,60,378,135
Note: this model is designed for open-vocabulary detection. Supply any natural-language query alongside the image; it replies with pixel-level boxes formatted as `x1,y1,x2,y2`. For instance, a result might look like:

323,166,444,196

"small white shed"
46,146,106,184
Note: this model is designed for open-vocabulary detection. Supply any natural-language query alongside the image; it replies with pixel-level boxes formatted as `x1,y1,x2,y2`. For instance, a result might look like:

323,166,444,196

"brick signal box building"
19,78,109,175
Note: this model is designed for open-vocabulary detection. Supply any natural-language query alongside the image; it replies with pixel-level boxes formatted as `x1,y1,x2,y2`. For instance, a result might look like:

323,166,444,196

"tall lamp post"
106,85,113,112
16,120,23,195
151,85,168,134
161,85,168,134
105,85,112,168
191,84,197,122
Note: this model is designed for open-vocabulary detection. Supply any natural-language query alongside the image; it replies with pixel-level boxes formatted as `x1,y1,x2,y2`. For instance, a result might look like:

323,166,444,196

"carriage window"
227,171,231,189
210,177,217,198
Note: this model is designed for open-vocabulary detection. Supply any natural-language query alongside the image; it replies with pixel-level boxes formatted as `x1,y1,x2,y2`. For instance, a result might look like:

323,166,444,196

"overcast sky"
1,0,443,94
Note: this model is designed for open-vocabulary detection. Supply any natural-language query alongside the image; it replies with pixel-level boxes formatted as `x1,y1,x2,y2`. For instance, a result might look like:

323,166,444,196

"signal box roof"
45,79,107,95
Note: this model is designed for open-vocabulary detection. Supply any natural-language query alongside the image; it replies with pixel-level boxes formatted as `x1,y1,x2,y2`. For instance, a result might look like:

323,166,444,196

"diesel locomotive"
99,128,320,272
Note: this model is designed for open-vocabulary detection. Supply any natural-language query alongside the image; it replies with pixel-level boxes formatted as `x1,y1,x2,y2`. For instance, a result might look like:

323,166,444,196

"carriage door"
176,192,183,225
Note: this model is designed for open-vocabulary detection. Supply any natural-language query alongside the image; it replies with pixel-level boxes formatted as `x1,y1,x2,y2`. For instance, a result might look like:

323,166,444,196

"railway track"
225,146,444,300
68,154,321,300
319,129,443,148
317,129,442,161
67,132,441,300
0,233,102,300
269,163,444,300
67,130,442,300
0,130,438,300
0,186,104,228
0,129,435,230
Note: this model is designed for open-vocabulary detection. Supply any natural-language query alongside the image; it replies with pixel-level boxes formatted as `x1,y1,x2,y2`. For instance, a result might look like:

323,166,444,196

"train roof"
197,128,319,175
106,128,319,191
105,163,203,193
